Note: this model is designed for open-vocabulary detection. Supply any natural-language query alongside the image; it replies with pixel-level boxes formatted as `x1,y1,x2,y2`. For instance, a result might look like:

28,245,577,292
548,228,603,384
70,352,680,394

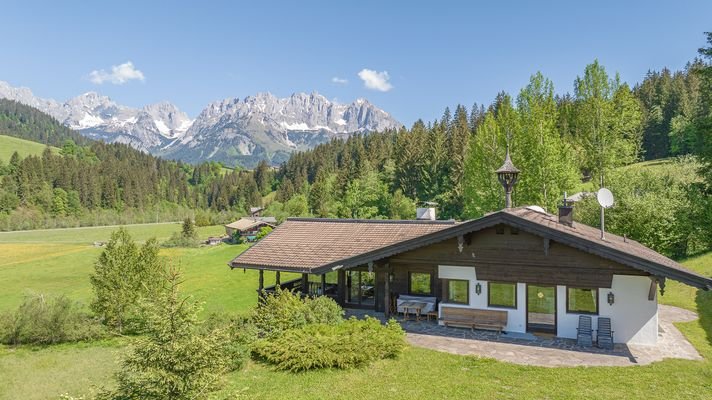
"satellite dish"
597,188,614,208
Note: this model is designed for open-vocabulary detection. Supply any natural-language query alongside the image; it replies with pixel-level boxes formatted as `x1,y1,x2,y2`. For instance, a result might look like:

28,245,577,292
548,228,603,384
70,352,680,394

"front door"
346,271,376,308
526,284,556,334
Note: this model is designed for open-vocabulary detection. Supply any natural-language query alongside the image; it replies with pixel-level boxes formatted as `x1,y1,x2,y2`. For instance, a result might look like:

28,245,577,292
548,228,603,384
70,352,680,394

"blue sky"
1,0,710,125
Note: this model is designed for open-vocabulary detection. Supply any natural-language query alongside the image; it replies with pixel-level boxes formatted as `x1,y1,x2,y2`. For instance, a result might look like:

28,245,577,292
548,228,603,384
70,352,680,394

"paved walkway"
346,305,702,367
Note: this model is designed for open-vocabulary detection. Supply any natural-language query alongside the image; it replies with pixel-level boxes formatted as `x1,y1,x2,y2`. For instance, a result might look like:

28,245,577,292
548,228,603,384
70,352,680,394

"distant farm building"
225,217,277,242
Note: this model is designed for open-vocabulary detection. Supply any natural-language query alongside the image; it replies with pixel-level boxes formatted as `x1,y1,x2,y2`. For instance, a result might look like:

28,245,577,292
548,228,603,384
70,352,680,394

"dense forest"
1,34,711,258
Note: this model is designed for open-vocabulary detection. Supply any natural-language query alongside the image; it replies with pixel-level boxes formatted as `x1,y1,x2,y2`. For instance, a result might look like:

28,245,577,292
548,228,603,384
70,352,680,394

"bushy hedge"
252,288,343,339
0,294,105,345
253,317,406,372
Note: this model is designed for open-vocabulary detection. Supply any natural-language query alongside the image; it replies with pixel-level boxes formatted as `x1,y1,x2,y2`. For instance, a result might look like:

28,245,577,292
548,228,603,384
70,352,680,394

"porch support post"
337,270,346,304
302,273,309,295
258,269,264,291
321,273,326,295
275,271,281,287
384,268,391,318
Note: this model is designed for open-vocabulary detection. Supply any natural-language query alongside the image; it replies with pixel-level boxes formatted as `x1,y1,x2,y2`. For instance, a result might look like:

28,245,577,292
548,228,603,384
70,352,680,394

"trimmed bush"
0,293,105,345
251,288,344,339
253,317,406,372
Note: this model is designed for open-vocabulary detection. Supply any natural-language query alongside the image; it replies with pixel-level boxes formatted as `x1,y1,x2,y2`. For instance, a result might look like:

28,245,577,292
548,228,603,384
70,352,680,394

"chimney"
416,202,438,220
558,193,574,227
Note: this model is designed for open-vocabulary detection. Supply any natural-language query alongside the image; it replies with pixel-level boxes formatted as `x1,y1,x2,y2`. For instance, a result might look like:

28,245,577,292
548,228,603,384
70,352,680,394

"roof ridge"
286,217,457,225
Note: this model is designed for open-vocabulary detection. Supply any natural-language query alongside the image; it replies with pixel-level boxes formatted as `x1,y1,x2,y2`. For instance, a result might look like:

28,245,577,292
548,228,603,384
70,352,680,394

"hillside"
0,135,58,162
0,101,268,231
0,98,90,148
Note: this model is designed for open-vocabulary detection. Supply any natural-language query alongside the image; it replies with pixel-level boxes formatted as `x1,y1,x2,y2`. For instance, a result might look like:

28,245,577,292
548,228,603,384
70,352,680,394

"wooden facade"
302,224,649,314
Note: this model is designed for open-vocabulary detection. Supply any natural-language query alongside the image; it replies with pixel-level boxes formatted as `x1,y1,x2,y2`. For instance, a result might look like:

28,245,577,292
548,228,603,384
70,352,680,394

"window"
567,287,598,314
488,282,517,308
442,279,469,304
510,227,519,235
409,272,433,295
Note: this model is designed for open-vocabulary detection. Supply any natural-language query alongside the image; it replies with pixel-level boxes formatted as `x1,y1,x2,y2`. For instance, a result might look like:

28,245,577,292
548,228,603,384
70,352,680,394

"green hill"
0,134,59,162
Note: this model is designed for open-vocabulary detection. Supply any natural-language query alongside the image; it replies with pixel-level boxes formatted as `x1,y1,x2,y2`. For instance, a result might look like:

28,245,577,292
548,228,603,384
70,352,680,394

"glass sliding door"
346,271,376,307
526,284,556,334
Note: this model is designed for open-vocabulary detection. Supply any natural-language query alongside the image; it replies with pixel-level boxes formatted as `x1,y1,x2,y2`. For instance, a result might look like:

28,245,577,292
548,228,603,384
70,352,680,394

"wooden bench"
439,307,508,333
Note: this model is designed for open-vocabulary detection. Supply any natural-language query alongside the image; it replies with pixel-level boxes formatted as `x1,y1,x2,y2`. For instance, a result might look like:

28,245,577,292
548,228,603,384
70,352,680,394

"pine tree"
101,267,232,400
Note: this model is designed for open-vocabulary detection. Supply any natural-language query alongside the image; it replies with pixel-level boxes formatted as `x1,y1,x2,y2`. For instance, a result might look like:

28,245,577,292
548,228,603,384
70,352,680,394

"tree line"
1,34,711,256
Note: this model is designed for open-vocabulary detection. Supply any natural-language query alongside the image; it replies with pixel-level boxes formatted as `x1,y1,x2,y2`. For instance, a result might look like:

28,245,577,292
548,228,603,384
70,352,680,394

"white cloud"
89,61,145,85
357,68,393,92
331,76,348,85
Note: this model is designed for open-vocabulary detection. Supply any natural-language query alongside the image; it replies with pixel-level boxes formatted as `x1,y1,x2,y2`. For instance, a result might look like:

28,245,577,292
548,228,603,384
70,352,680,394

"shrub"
253,317,406,372
161,231,201,248
201,312,256,372
0,293,105,345
251,288,344,339
255,226,273,240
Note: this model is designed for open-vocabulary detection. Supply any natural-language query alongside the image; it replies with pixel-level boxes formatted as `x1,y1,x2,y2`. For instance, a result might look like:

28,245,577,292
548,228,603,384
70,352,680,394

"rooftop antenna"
596,187,614,240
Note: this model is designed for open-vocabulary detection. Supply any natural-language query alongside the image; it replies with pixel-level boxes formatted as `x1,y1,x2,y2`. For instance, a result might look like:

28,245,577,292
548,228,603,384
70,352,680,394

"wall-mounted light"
388,273,393,283
607,292,615,306
475,282,482,295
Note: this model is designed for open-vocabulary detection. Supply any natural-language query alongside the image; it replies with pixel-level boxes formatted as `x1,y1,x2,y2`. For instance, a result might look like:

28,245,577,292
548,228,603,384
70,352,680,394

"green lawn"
0,224,710,399
0,223,284,313
0,134,59,162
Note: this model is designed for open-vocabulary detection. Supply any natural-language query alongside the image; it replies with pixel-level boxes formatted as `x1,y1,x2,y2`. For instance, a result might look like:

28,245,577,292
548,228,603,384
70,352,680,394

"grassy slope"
0,225,710,399
0,134,59,162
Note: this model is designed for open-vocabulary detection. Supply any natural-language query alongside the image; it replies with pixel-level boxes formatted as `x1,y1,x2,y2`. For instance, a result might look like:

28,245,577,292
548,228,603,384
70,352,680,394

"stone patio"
346,304,702,367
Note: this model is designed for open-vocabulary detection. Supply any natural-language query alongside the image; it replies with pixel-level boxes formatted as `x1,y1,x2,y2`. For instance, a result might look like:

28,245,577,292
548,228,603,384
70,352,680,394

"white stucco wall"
437,266,658,345
437,265,527,333
556,275,658,345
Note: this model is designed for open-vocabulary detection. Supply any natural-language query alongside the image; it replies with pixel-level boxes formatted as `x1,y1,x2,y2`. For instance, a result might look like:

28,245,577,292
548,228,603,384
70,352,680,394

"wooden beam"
301,273,309,295
321,273,326,296
543,238,550,256
384,271,391,318
275,271,281,286
648,278,657,301
258,269,264,291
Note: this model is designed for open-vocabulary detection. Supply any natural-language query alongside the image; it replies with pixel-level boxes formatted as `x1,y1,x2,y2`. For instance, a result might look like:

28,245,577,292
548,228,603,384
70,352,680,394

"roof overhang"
229,212,712,290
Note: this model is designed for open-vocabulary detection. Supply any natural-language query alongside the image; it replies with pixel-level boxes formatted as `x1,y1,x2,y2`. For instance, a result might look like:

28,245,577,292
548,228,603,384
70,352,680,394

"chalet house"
228,155,711,346
224,217,277,241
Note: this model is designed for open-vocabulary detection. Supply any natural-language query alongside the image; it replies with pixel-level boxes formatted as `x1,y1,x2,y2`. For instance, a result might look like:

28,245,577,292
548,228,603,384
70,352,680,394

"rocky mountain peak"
0,81,401,168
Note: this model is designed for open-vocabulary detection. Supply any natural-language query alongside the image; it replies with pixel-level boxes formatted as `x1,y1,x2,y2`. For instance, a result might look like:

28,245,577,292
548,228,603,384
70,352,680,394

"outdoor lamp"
475,282,482,295
607,292,615,306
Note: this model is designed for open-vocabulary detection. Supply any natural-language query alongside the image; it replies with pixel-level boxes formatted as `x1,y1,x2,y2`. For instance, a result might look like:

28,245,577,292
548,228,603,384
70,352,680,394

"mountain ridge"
0,81,402,167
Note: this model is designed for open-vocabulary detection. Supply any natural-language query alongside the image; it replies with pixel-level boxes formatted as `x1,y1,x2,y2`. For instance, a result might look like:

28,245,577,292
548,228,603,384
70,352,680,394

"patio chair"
576,315,593,347
597,317,614,350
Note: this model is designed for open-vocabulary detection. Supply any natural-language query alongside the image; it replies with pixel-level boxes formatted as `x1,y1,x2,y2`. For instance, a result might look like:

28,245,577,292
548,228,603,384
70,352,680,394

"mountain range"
0,81,402,168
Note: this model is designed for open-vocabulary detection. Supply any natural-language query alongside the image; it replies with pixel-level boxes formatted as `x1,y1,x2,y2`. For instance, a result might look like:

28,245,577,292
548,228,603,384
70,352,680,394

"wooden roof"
229,218,456,272
228,207,712,290
224,217,275,232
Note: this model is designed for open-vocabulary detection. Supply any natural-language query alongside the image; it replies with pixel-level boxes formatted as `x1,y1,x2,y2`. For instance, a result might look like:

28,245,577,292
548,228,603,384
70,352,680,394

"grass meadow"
0,223,710,399
0,135,59,163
